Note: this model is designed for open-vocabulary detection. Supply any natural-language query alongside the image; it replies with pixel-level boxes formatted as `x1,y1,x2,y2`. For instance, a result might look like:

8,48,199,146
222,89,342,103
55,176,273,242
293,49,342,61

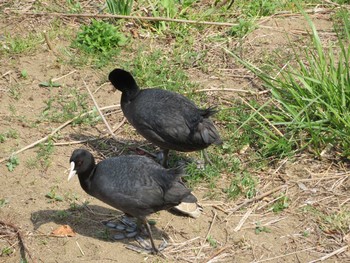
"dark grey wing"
89,157,171,217
130,90,202,144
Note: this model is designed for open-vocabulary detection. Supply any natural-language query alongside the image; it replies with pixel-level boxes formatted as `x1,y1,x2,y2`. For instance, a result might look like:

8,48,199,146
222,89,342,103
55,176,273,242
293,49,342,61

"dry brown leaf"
51,225,76,237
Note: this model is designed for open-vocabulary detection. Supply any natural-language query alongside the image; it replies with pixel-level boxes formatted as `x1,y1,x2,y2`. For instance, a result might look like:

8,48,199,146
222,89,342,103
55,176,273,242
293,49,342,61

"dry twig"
252,246,316,263
234,203,259,232
84,81,121,143
0,220,35,263
226,185,286,219
204,246,231,263
308,245,348,263
196,210,217,260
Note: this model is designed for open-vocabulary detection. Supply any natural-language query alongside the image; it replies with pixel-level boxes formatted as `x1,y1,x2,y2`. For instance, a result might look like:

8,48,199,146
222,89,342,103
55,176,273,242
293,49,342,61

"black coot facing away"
108,68,222,167
68,149,197,253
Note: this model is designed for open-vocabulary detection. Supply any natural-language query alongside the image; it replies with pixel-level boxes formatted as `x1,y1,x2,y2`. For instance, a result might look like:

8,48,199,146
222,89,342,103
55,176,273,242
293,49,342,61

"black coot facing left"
68,149,197,253
108,68,222,167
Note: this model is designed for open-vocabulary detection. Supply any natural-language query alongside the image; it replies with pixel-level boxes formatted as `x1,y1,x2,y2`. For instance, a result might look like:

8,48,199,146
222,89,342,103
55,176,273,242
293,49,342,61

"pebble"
113,233,126,240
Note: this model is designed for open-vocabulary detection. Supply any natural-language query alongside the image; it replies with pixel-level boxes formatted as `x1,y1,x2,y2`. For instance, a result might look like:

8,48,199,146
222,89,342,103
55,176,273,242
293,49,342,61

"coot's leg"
143,219,159,254
161,149,170,168
156,149,170,168
202,149,213,166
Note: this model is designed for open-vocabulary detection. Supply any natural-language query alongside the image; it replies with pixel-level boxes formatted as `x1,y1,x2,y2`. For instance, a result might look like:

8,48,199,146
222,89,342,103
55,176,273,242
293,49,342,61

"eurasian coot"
68,149,197,253
108,68,222,167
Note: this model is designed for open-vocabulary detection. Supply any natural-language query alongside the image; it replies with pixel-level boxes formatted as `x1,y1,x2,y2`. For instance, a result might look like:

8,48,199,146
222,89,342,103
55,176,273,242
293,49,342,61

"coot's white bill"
68,161,76,181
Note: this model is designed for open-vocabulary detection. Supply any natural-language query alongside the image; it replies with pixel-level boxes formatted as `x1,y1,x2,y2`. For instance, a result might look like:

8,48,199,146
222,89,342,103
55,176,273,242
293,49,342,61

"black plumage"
68,149,196,253
108,68,222,166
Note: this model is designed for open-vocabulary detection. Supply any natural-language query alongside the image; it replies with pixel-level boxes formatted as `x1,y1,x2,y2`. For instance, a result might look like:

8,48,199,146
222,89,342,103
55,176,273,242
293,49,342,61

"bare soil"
1,3,350,263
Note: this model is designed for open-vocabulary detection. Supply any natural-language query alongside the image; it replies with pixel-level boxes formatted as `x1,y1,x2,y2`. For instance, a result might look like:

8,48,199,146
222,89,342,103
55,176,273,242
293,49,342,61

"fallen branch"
13,11,238,27
0,220,35,263
0,105,119,164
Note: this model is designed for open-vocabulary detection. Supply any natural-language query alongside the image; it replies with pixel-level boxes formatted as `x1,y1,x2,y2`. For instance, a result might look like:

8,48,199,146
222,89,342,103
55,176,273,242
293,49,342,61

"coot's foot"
105,215,139,240
126,236,167,254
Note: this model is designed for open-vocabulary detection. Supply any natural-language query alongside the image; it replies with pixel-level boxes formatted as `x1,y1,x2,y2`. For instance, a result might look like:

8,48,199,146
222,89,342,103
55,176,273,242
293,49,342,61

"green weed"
73,19,127,65
303,205,350,234
255,222,271,234
39,80,61,88
36,140,55,170
121,49,197,96
229,18,256,38
226,11,350,158
53,210,71,219
224,172,257,199
332,8,350,38
0,198,9,208
146,0,178,31
9,84,21,100
1,247,13,256
66,0,82,13
41,87,99,125
21,69,28,78
45,186,64,202
1,33,42,55
0,129,18,143
207,235,218,248
271,195,289,213
185,162,220,185
6,155,19,172
106,0,133,15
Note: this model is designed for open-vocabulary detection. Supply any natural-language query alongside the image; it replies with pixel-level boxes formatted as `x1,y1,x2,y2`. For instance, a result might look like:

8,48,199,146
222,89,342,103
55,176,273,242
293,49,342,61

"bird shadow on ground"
30,204,168,247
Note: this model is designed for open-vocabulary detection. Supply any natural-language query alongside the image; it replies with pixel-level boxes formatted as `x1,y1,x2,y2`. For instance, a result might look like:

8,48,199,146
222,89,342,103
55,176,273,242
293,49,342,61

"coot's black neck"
77,163,96,194
121,88,140,103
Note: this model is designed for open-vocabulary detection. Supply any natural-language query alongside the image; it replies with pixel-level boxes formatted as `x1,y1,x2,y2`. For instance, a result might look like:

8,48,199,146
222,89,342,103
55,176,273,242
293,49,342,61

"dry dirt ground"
1,2,350,263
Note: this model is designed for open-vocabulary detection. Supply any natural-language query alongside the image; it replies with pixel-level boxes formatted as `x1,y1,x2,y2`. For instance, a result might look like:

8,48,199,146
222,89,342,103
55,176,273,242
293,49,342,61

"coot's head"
68,149,95,181
108,68,139,93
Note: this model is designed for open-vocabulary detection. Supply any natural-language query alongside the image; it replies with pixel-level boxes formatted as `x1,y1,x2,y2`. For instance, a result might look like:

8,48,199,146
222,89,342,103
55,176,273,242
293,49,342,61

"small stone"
115,223,126,231
113,233,126,240
125,231,138,238
106,222,117,228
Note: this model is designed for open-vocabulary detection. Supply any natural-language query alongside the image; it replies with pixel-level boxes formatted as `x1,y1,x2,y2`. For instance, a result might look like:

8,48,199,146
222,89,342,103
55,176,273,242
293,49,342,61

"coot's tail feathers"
200,106,219,118
164,165,198,204
199,119,222,145
108,68,138,91
180,193,197,203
